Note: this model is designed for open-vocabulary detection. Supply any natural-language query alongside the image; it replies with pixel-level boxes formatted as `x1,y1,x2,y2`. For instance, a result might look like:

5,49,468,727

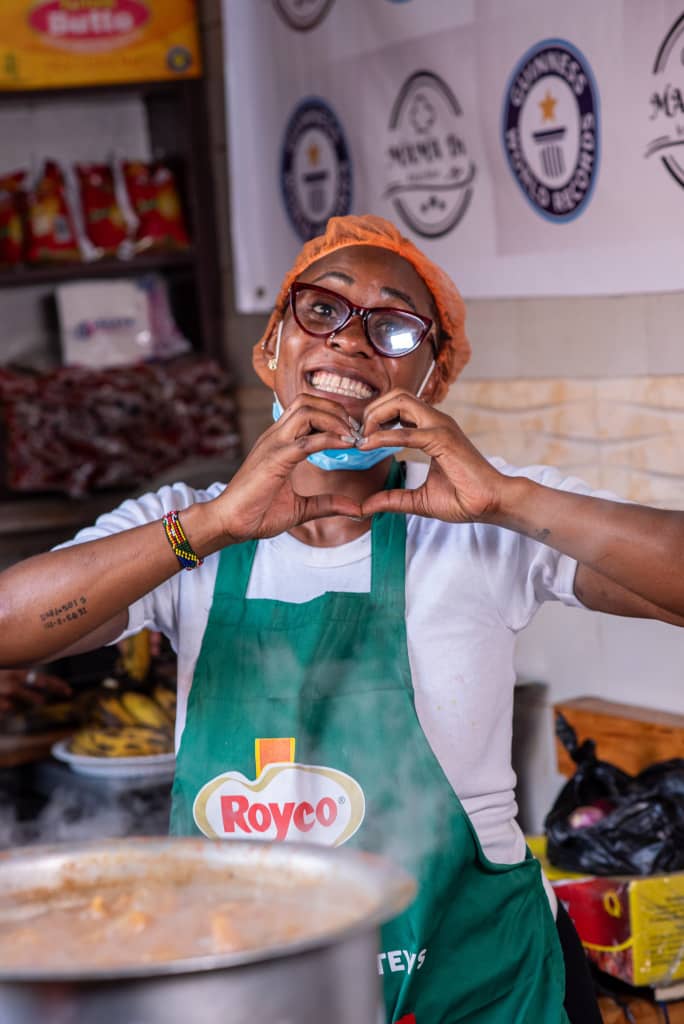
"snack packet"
0,170,27,267
75,162,131,258
26,160,81,264
121,159,190,252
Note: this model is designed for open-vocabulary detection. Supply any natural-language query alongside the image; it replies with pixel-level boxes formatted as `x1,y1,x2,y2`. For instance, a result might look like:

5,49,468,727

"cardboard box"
529,835,684,988
554,697,684,778
0,1,202,91
599,992,684,1022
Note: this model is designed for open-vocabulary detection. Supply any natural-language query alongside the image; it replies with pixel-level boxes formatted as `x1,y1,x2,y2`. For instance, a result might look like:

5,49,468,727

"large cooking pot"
0,837,414,1024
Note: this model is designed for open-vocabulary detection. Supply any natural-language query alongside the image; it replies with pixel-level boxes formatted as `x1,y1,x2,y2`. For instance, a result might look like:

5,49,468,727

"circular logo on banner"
384,70,476,238
280,97,353,240
273,0,335,31
647,13,684,190
502,39,600,222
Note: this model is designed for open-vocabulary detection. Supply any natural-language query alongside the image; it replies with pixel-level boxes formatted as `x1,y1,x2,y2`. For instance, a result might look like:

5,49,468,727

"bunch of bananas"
69,685,176,758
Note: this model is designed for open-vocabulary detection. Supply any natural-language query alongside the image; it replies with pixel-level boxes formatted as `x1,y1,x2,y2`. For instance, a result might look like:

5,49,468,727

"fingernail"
340,434,357,443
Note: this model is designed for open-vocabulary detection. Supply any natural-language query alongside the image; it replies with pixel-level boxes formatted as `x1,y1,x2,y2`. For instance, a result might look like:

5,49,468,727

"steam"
227,637,455,884
0,781,170,850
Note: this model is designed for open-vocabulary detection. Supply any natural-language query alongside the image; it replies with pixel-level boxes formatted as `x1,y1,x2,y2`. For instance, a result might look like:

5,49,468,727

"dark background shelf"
0,71,230,549
0,249,196,289
0,77,224,361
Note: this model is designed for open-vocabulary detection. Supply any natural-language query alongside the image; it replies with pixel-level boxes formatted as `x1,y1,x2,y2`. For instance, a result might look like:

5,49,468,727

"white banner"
223,0,684,308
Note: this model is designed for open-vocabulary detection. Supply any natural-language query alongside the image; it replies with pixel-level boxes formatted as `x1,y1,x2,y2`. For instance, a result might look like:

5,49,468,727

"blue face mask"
272,396,401,471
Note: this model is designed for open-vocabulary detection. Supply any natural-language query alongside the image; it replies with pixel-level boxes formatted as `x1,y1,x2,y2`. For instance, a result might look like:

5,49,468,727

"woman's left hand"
358,389,504,523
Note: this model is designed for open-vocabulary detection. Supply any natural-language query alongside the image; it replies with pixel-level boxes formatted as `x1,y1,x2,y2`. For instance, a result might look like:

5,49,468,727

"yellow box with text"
0,0,201,90
529,835,684,987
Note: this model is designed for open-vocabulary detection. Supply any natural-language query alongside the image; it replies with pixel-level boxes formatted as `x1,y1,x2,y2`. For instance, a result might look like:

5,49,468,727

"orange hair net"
254,214,470,404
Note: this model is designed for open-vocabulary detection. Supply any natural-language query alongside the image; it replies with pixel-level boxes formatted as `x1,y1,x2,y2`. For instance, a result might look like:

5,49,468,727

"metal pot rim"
0,836,415,982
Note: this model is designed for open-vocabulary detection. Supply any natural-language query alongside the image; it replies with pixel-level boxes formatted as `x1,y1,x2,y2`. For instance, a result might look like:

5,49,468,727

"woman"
1,215,683,1023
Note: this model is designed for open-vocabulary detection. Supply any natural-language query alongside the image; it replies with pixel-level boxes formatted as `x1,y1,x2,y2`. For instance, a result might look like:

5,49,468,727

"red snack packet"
0,171,27,267
122,160,190,252
26,160,81,264
75,162,129,257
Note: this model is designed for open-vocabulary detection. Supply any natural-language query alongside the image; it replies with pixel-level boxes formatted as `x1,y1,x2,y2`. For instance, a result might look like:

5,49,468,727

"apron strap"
213,459,407,608
213,535,258,599
369,460,406,614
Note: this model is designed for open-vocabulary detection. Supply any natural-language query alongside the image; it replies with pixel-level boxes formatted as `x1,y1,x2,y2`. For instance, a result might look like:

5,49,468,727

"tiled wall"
441,376,684,508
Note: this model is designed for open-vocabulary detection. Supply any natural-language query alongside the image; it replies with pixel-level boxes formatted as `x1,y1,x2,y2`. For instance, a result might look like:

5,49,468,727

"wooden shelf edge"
0,454,242,537
0,249,196,289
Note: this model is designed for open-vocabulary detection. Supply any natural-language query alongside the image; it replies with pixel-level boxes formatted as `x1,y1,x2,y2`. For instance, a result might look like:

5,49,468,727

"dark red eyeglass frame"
288,282,437,358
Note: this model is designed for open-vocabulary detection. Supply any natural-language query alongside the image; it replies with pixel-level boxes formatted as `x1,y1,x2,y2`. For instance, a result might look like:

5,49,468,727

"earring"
416,359,435,399
265,321,283,372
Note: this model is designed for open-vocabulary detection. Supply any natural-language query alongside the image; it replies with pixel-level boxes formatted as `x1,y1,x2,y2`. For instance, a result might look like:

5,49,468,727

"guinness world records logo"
502,39,600,222
273,0,334,31
280,97,352,240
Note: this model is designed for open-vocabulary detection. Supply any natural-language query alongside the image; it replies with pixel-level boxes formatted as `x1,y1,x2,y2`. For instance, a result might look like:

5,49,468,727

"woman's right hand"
212,394,363,542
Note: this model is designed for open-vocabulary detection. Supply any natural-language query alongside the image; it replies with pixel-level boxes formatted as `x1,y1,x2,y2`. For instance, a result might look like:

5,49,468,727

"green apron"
170,463,569,1023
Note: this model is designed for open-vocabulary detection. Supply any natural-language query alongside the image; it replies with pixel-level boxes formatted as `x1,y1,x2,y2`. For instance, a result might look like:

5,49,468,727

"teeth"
310,371,373,399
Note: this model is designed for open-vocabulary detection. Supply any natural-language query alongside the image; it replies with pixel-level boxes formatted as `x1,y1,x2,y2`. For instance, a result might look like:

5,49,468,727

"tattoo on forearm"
39,596,88,630
535,528,551,542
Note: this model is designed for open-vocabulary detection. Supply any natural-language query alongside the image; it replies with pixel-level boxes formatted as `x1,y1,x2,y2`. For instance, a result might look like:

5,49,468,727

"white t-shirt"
61,458,605,882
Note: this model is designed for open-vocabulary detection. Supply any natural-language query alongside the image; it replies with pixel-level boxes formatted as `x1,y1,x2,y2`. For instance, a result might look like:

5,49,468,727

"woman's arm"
494,477,684,622
0,502,226,667
359,389,684,624
0,394,361,667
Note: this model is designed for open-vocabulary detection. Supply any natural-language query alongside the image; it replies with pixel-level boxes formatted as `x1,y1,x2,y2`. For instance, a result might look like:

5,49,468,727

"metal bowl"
0,836,415,1024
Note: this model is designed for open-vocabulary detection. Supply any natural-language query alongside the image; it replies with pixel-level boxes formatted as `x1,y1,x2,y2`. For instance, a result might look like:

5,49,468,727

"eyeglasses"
289,282,436,358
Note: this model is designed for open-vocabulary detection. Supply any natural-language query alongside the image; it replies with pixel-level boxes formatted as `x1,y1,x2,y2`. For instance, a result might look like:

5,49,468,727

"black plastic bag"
544,712,684,876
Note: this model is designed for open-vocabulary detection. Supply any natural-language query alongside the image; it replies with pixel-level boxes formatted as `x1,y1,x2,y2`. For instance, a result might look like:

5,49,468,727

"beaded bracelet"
162,509,204,571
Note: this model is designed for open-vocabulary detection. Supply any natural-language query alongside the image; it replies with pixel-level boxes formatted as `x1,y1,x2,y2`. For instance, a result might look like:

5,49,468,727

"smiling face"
259,245,439,416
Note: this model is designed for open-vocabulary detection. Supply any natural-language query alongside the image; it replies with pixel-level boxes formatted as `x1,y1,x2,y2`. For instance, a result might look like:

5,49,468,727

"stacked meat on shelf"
0,356,241,497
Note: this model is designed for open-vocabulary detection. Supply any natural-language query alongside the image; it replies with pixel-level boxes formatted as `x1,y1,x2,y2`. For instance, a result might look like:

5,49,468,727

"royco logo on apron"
193,737,366,845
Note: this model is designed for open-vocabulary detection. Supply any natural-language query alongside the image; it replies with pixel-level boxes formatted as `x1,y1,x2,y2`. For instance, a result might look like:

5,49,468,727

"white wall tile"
462,293,683,381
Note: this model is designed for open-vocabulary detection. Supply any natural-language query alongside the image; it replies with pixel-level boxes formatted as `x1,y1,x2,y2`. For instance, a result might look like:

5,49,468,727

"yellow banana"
69,726,172,758
152,684,177,719
92,694,137,729
118,630,152,682
68,729,103,757
120,691,172,730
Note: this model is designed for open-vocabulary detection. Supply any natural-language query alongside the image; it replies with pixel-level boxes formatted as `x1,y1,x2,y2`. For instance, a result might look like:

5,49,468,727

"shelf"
0,79,192,104
0,73,223,360
0,453,242,538
0,491,134,536
0,249,196,289
0,729,74,770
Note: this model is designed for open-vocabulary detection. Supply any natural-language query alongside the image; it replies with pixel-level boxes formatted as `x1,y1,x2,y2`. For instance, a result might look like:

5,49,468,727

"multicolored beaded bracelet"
161,509,204,571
